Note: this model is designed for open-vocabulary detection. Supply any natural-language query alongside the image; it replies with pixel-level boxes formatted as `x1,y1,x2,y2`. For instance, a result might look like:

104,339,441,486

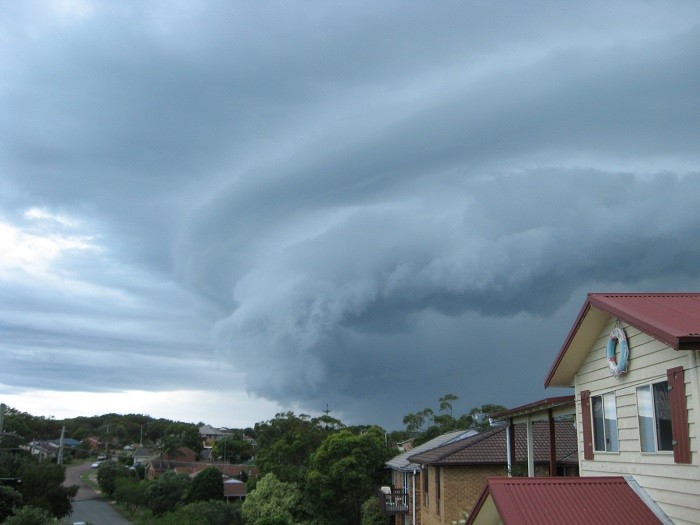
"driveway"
62,462,132,525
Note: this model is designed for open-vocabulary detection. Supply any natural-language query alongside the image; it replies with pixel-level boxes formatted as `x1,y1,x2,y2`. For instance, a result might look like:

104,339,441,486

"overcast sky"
1,1,699,430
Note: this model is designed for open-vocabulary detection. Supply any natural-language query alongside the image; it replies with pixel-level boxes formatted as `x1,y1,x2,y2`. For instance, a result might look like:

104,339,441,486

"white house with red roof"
543,293,700,525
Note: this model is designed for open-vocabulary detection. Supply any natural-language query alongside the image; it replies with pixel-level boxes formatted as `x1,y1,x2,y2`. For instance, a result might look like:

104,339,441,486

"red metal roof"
545,293,700,387
466,476,666,525
588,293,700,349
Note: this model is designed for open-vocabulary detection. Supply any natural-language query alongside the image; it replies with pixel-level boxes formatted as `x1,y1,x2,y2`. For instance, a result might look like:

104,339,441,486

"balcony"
377,486,409,515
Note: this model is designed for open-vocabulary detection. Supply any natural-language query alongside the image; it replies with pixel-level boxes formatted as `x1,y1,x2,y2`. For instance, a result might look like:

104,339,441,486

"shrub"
3,506,54,525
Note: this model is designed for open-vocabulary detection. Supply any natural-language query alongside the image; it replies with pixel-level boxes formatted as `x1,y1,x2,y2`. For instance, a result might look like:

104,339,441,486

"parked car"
91,461,101,468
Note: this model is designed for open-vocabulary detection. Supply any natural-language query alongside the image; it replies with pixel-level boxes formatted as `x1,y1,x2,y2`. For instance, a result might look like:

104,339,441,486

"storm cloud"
1,1,699,427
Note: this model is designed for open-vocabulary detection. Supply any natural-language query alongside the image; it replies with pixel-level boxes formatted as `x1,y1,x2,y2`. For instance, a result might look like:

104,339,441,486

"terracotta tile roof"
148,460,258,479
465,476,669,525
408,421,577,466
224,478,247,498
546,292,700,387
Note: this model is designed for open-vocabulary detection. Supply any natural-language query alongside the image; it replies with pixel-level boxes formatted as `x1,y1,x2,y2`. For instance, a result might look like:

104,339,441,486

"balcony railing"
377,486,409,515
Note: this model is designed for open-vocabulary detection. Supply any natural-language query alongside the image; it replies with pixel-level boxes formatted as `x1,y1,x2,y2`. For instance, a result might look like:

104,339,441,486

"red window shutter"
580,390,593,460
667,366,691,464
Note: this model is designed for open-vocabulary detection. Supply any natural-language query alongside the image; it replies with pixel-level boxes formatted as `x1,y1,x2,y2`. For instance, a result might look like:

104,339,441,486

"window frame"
636,380,673,454
591,391,619,453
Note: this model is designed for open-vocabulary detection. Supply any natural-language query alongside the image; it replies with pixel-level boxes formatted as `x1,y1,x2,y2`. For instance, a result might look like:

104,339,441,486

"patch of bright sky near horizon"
1,0,700,430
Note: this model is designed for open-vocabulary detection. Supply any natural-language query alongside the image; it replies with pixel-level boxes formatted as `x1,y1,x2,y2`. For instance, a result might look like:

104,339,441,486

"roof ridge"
420,426,503,462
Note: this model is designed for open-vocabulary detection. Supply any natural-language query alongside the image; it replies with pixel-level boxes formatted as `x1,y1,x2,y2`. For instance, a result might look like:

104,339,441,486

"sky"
1,1,700,431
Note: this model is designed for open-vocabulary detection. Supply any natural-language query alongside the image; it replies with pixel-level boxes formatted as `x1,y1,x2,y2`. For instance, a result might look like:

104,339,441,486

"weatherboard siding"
574,318,699,525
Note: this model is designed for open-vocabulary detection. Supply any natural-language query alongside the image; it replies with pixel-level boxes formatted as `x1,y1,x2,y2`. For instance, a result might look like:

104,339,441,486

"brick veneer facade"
392,469,423,525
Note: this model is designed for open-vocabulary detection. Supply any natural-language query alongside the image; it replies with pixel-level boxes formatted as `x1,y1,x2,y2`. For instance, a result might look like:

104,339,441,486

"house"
465,476,671,525
381,430,477,525
397,438,416,452
543,292,700,524
52,437,81,448
146,459,256,500
487,396,578,478
407,421,577,525
224,478,247,501
199,424,229,445
132,447,158,467
162,446,198,462
145,459,257,481
200,447,213,462
27,440,58,461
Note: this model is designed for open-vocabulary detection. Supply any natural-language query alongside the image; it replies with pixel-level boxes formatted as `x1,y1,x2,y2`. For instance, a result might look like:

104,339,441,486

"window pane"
637,386,655,452
653,382,673,451
592,396,606,451
603,393,619,452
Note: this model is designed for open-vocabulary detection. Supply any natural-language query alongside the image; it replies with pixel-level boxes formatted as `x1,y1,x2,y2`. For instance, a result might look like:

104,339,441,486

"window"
591,392,618,452
637,381,673,452
436,467,441,515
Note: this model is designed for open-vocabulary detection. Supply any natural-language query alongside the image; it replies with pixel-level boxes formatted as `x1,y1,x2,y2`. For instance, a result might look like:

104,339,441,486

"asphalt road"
62,462,132,525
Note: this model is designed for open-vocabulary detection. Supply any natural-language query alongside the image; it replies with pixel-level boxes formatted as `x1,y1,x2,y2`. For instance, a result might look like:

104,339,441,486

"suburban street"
62,462,132,525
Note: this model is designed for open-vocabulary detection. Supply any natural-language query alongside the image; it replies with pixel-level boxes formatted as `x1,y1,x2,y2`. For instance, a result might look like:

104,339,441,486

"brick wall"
419,465,507,525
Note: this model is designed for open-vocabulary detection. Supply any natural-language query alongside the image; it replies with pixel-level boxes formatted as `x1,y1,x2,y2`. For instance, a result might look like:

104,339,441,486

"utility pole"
57,426,66,465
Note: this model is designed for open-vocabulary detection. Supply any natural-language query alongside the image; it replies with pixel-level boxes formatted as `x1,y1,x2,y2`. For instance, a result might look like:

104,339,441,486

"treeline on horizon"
2,394,506,449
1,408,247,447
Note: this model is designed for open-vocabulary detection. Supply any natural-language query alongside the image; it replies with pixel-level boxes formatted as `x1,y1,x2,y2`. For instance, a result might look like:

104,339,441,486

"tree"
241,473,301,525
254,412,336,484
257,518,292,525
461,403,508,432
114,477,145,514
211,435,253,464
164,423,202,456
402,408,434,433
96,461,130,497
360,496,387,525
17,464,76,519
144,470,190,515
177,500,244,525
305,427,393,525
439,393,459,416
2,506,54,525
0,449,34,479
403,396,508,446
188,466,224,502
0,485,23,522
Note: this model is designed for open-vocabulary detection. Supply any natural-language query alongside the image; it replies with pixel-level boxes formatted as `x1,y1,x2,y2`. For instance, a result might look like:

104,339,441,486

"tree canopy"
305,427,393,525
403,394,507,446
188,466,224,503
211,434,253,464
254,411,339,484
241,472,300,525
16,464,76,519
